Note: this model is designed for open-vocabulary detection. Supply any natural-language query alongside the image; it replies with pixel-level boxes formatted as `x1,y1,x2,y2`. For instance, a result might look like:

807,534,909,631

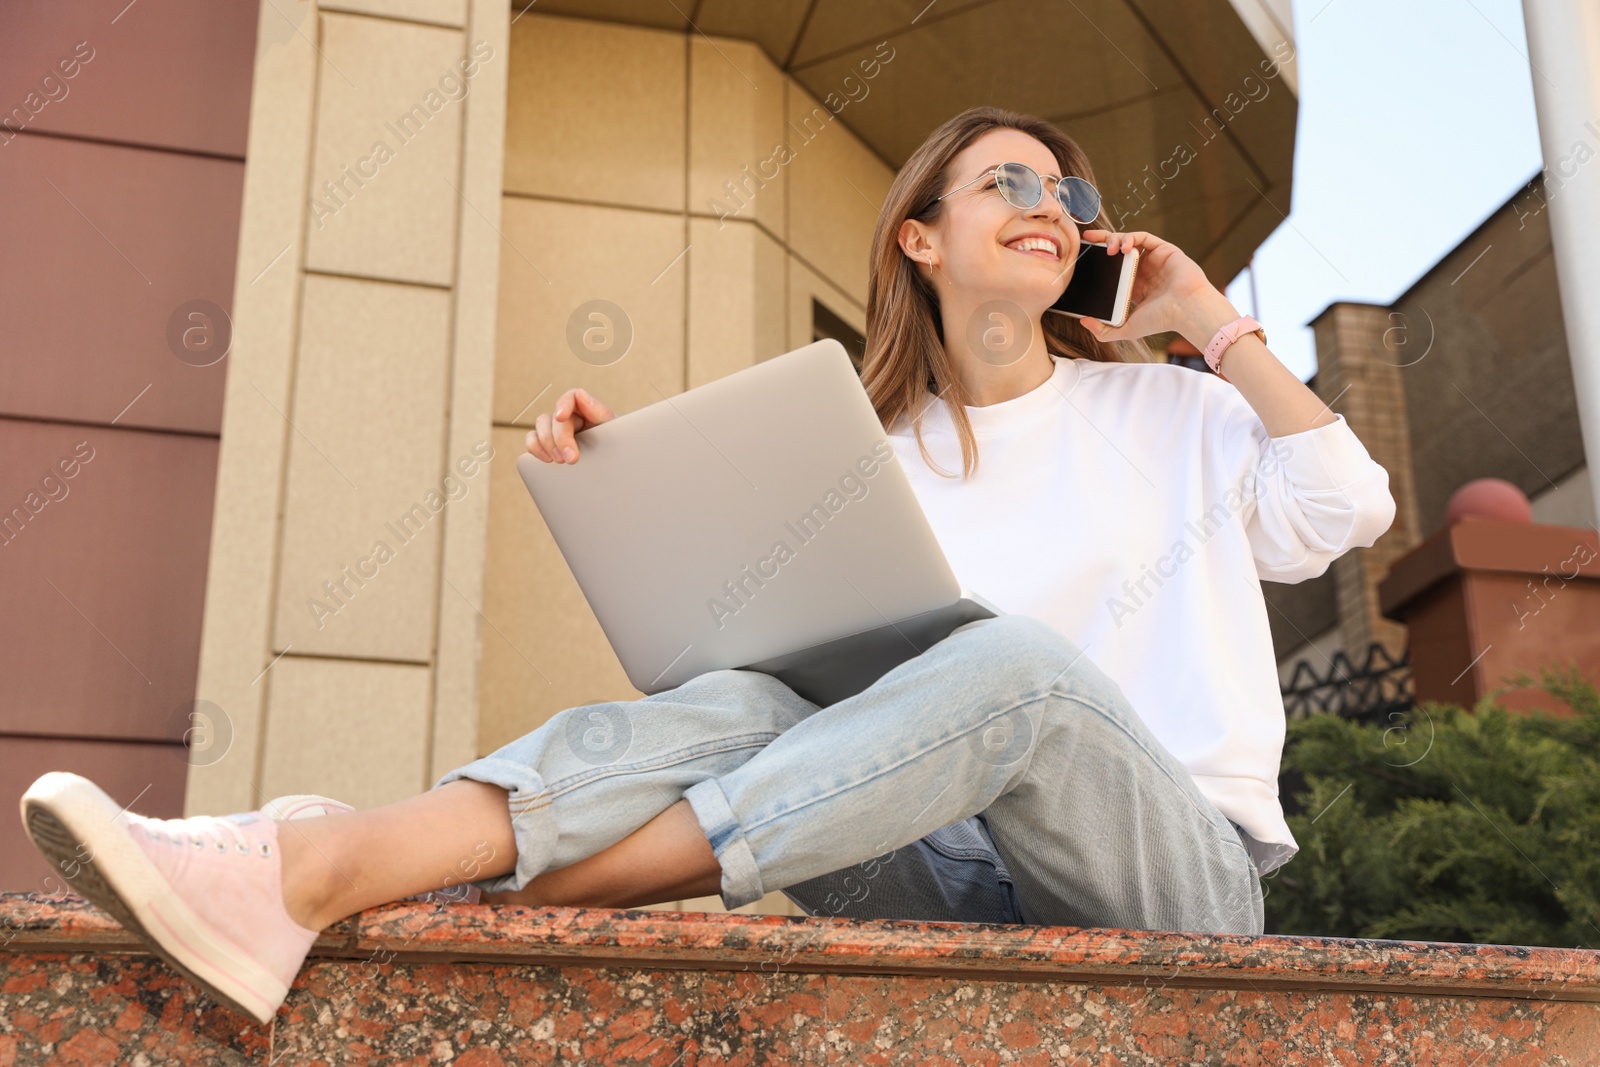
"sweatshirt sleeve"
1215,390,1398,583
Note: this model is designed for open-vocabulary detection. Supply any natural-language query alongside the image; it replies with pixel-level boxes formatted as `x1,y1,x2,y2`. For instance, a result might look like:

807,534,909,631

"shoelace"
135,814,272,859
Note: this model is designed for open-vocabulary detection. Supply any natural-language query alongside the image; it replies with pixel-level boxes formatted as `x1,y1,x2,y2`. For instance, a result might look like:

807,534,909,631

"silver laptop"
515,338,1001,707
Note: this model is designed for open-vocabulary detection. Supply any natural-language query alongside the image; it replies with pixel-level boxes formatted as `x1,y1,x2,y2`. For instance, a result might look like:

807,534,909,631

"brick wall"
1308,301,1423,661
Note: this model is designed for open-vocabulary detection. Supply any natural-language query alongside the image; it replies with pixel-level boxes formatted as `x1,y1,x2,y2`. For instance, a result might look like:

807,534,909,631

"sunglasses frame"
932,161,1101,225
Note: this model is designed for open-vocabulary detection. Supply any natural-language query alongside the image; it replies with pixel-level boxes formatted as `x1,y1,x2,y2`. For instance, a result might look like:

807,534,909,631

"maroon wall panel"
0,0,259,158
0,134,243,434
0,737,187,893
0,419,219,741
0,0,260,893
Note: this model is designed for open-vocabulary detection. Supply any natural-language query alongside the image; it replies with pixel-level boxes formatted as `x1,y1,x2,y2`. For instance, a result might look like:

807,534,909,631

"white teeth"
1006,237,1059,257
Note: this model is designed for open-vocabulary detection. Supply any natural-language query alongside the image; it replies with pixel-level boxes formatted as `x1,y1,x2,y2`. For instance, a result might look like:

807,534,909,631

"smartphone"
1047,241,1140,328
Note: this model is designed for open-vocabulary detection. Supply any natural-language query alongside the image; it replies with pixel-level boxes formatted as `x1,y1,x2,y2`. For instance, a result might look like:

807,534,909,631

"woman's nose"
1026,194,1065,223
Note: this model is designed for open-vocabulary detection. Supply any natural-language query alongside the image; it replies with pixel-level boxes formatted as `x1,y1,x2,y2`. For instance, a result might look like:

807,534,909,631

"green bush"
1265,665,1600,948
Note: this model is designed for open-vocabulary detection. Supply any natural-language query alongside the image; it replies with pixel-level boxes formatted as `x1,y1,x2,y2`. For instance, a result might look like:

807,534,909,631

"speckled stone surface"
4,892,1600,1064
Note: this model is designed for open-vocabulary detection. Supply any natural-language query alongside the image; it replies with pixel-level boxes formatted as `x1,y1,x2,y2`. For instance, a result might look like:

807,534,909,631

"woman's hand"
1075,229,1220,345
526,388,616,464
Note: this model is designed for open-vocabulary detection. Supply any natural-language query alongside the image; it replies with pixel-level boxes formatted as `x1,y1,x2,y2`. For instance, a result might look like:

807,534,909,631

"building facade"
1270,171,1595,690
1,0,1302,914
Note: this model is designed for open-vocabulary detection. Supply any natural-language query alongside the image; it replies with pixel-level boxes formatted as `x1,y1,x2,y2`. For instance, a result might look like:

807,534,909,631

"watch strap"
1202,314,1265,379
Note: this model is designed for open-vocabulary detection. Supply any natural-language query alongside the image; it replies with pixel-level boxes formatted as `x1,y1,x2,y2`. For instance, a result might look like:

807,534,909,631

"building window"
812,299,866,373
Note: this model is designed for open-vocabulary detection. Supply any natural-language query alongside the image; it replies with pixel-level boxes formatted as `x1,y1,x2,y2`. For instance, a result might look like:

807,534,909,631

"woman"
19,106,1395,1025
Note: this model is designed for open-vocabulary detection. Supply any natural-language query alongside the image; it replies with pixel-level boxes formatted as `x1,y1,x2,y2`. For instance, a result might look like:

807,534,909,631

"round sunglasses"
933,162,1101,225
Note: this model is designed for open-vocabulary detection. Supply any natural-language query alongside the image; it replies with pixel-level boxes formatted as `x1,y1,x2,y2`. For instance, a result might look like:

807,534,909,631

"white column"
1521,1,1600,528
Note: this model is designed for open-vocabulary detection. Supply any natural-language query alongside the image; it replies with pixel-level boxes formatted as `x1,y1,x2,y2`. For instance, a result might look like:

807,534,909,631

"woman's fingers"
553,389,594,462
525,388,615,464
1084,229,1131,255
1084,229,1160,256
539,410,580,464
1083,316,1115,340
528,413,563,463
567,388,616,429
525,416,548,462
549,391,579,462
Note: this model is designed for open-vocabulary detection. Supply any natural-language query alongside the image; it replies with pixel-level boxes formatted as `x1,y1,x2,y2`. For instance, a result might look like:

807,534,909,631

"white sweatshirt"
884,353,1397,875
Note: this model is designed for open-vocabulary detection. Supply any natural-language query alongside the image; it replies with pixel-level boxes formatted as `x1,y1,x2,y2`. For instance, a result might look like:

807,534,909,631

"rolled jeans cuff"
433,756,558,895
682,777,765,910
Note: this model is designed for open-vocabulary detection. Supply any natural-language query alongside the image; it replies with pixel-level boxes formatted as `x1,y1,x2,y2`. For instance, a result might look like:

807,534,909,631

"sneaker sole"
20,772,288,1025
264,794,354,821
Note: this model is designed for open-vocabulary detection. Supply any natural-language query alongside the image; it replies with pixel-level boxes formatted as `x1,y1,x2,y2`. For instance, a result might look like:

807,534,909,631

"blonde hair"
860,106,1154,479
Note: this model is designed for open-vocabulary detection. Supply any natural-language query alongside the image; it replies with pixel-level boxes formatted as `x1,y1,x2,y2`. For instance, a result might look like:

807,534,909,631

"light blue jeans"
436,614,1265,935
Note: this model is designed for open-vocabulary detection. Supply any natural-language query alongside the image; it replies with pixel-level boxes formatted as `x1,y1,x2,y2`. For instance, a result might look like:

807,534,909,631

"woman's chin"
963,278,1053,307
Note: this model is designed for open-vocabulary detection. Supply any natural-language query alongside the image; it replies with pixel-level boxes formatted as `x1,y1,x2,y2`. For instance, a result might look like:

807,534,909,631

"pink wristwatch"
1202,315,1266,381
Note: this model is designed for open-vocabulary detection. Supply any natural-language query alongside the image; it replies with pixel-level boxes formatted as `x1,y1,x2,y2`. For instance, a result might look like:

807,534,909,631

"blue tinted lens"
1057,176,1099,224
994,163,1043,209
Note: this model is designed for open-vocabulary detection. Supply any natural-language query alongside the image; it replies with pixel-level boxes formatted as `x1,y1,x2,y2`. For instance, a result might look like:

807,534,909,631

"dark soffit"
513,0,1297,287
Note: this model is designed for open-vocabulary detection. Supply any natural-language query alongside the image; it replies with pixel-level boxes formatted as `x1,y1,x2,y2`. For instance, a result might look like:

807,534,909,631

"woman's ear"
899,218,936,269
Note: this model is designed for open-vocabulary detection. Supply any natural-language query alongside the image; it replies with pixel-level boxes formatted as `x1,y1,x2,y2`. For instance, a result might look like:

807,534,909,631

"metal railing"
1281,641,1414,725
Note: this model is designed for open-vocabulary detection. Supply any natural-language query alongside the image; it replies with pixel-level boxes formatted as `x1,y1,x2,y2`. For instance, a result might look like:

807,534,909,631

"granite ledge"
5,891,1597,1005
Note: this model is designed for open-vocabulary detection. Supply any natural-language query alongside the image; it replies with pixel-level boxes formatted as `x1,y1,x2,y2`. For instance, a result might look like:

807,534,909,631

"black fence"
1281,641,1415,726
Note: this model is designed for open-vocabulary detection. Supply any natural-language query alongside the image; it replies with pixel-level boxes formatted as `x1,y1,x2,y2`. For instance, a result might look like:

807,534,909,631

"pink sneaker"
19,771,318,1025
264,793,482,905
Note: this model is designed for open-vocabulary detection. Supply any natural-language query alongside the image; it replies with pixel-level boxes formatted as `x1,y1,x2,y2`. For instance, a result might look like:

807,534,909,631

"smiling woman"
864,109,1157,480
18,104,1394,1028
857,105,1392,885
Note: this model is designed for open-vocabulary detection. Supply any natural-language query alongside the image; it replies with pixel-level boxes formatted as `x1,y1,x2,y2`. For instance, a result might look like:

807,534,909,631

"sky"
1222,0,1545,382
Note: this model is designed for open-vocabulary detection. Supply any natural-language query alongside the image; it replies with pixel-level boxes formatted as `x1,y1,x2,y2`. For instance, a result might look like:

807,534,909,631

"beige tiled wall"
476,424,635,757
502,14,685,209
482,15,891,917
199,4,891,922
272,274,454,662
787,253,866,353
481,11,889,736
784,83,894,303
319,0,467,26
259,657,434,809
687,217,787,389
191,0,510,815
492,196,688,422
304,14,466,285
688,37,788,242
